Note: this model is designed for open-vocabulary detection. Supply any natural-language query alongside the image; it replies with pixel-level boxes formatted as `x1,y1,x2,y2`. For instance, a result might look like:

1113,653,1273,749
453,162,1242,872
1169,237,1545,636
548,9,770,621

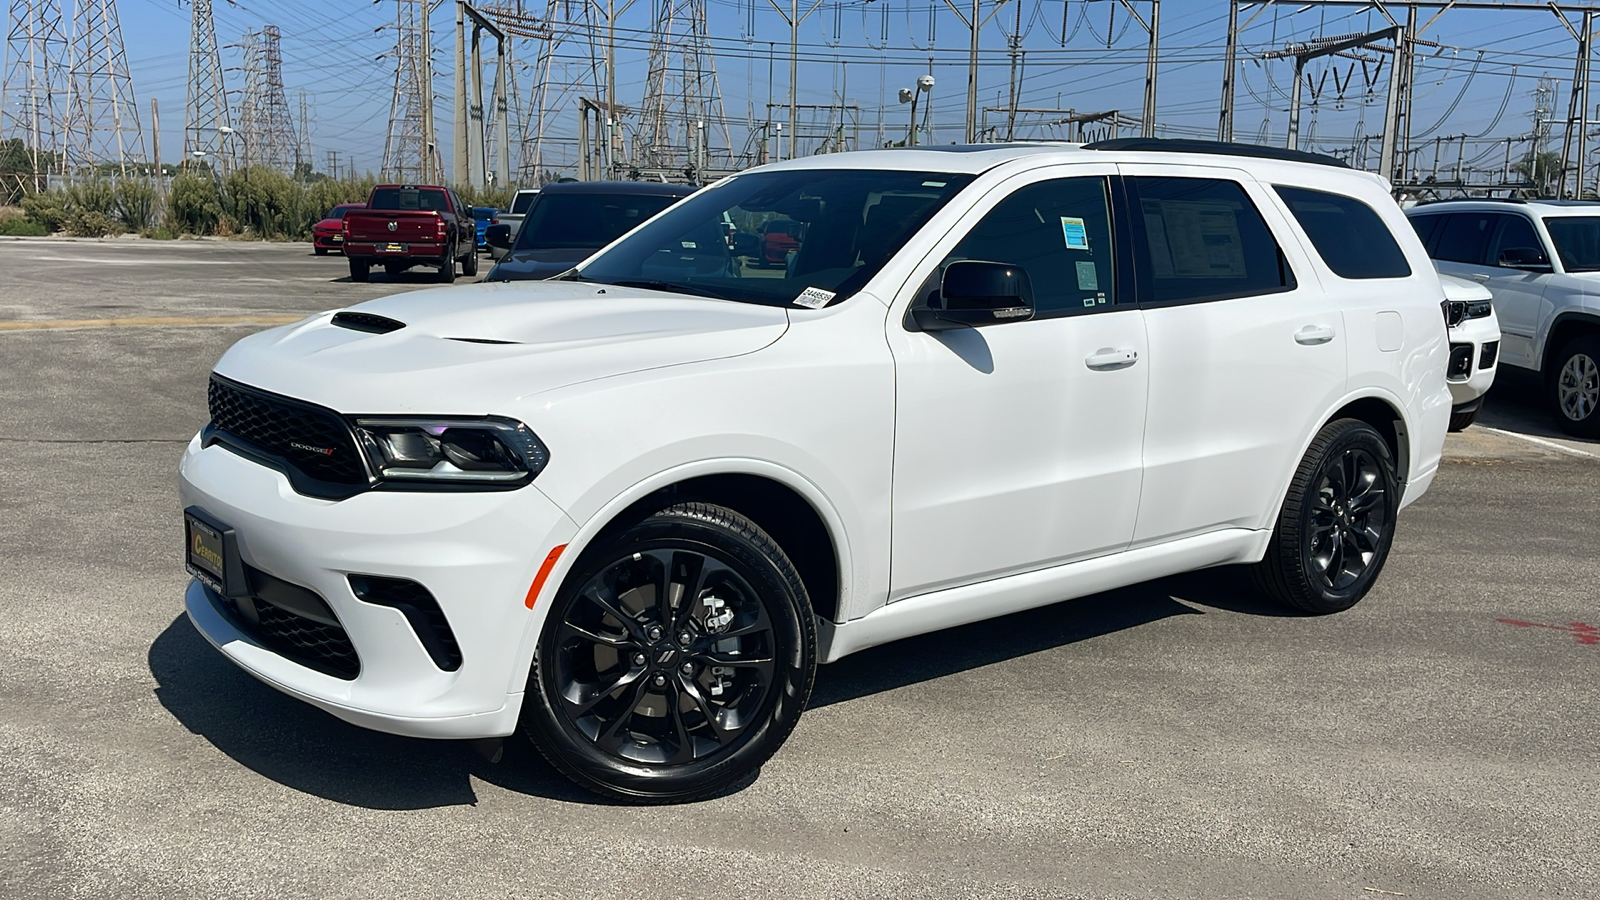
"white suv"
180,140,1451,802
1407,199,1600,436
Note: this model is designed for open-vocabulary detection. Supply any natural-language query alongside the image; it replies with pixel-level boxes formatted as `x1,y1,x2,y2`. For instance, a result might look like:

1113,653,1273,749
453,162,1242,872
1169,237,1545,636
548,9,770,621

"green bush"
112,179,159,231
225,166,299,238
64,179,115,216
63,209,121,238
168,174,224,234
456,183,515,211
0,217,48,236
21,191,67,232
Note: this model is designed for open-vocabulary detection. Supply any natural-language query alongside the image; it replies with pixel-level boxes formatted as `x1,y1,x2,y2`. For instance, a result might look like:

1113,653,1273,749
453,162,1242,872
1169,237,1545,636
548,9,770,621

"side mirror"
1497,246,1551,271
911,260,1035,331
731,232,759,257
486,224,512,250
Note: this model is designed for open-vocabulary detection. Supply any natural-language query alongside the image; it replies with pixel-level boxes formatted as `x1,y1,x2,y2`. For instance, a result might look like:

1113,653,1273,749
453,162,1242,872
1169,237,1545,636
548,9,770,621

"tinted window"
511,191,539,214
1488,214,1543,267
1543,216,1600,271
515,192,682,251
1432,211,1495,264
1128,177,1294,304
940,176,1116,316
368,187,449,211
1408,213,1445,253
1274,185,1410,279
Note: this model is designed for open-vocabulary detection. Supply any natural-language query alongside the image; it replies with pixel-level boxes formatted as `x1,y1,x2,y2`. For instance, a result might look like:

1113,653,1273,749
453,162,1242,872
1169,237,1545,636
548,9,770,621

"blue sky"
97,0,1592,178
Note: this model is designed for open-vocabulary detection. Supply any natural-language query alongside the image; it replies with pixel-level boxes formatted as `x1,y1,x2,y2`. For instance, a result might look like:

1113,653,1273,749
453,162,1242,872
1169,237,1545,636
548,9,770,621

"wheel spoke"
665,681,697,764
558,620,635,650
581,583,646,642
1349,523,1382,555
566,666,644,716
594,674,652,752
678,675,738,744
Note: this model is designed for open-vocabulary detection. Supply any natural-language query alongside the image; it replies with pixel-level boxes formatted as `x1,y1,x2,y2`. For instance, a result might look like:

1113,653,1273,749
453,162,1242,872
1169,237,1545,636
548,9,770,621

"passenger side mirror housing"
911,260,1036,331
1497,246,1551,272
486,224,512,250
731,232,759,257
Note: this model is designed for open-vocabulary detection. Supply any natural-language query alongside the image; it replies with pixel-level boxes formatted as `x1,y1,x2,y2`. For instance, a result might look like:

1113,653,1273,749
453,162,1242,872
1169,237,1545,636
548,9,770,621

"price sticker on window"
1060,216,1090,251
792,287,836,309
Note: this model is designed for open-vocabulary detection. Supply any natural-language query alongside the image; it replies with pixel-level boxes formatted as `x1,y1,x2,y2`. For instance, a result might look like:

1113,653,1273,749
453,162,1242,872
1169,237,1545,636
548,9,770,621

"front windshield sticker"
793,286,836,309
1061,216,1090,251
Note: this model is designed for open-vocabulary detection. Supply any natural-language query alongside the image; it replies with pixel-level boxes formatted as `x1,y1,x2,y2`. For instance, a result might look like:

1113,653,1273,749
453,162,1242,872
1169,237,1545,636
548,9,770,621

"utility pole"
1004,0,1021,141
64,0,146,176
452,2,507,190
2,0,70,188
763,0,826,160
1219,0,1239,141
182,0,231,175
149,96,159,186
1556,7,1594,199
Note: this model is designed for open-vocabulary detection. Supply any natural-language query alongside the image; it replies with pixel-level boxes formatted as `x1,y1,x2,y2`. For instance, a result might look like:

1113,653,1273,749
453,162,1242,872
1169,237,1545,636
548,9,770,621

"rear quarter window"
1273,185,1411,279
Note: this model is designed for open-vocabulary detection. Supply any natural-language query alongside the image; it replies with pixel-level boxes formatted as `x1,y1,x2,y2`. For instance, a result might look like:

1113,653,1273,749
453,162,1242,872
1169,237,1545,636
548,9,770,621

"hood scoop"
332,311,406,334
445,336,521,345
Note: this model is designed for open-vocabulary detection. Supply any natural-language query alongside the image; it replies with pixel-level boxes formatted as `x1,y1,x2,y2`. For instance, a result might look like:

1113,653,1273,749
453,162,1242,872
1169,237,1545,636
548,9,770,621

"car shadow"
149,567,1281,808
1478,366,1600,446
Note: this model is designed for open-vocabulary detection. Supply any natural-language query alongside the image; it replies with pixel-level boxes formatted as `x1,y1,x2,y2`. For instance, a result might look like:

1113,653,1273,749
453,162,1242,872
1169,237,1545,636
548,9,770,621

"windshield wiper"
604,279,731,300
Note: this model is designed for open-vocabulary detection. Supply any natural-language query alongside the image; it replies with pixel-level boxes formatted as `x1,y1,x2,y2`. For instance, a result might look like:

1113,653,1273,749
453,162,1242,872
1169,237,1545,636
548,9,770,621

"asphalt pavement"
1,237,1595,899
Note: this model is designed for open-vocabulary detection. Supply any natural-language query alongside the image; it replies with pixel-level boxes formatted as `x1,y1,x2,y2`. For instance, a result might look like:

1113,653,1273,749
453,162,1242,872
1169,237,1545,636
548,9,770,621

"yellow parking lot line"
0,315,305,332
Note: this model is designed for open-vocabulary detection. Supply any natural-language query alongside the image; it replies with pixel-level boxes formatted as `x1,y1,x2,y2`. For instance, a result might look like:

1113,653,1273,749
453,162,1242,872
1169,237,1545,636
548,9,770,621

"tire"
348,258,369,283
383,263,405,277
522,501,817,803
461,246,479,277
438,255,457,283
314,246,328,256
1548,335,1600,438
1251,419,1400,614
1447,408,1478,432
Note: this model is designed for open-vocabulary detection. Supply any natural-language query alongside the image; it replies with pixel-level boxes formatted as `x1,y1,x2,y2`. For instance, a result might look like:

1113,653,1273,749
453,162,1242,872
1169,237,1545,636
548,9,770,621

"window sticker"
792,286,837,309
1082,297,1096,308
1075,260,1099,291
1060,216,1090,251
922,180,948,188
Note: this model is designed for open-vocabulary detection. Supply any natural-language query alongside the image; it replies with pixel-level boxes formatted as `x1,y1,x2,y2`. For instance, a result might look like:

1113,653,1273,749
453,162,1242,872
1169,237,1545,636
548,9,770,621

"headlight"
1442,298,1493,327
351,416,549,486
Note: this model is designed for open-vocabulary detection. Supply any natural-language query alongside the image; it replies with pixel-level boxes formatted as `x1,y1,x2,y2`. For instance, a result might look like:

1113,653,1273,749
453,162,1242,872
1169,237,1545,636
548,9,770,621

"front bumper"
178,434,577,739
1446,314,1501,408
311,232,344,250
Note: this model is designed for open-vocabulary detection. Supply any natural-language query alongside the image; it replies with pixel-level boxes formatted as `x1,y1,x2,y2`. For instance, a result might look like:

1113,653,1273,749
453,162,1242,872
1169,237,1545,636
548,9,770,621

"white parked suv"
1407,199,1600,436
180,140,1452,802
1435,272,1501,430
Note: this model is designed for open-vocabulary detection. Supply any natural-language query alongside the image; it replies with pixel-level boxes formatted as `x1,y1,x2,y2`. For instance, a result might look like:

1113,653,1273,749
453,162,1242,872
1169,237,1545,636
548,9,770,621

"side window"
1273,185,1411,279
1409,214,1446,254
1127,176,1294,304
1488,214,1543,267
940,176,1115,316
1432,212,1495,264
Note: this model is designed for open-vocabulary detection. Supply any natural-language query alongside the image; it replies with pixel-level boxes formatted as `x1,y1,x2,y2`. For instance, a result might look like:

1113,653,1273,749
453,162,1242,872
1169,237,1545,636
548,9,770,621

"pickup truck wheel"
461,247,479,277
1250,419,1399,615
348,259,369,283
524,501,817,803
438,255,457,283
1549,335,1600,438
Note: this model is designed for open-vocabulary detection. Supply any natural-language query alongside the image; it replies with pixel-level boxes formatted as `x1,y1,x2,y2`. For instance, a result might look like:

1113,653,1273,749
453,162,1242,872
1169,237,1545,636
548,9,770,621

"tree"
1512,150,1563,198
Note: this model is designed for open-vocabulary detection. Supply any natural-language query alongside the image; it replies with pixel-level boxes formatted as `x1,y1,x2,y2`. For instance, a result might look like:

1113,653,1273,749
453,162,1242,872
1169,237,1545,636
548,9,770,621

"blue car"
471,207,499,250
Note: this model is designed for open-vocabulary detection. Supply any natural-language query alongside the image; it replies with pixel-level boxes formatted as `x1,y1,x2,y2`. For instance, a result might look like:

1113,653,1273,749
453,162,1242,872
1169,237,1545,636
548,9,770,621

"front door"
886,168,1149,601
1429,211,1549,367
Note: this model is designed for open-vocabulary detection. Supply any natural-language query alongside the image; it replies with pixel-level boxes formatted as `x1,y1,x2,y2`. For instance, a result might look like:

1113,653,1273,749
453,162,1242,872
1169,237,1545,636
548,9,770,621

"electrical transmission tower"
382,0,428,183
183,0,231,174
239,25,297,173
636,0,731,177
502,1,596,179
3,0,70,188
64,0,145,175
481,2,530,184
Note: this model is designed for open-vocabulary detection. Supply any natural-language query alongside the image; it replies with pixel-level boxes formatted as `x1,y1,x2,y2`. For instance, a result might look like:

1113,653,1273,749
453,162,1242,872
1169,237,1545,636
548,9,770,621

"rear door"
1119,164,1345,545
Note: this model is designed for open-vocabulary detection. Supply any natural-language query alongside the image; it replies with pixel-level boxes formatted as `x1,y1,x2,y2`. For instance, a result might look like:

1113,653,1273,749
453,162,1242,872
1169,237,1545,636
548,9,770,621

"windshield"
1542,216,1600,272
473,207,497,221
514,192,682,252
329,204,359,219
574,169,975,307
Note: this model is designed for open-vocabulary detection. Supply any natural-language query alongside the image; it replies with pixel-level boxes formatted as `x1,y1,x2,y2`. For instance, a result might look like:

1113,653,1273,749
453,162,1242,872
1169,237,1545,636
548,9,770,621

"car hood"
312,218,341,231
1437,273,1493,302
212,282,790,413
488,248,596,281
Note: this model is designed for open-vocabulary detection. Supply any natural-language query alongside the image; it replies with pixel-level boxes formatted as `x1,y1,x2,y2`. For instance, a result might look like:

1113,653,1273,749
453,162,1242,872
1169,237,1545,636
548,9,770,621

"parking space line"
1481,426,1596,458
0,315,304,332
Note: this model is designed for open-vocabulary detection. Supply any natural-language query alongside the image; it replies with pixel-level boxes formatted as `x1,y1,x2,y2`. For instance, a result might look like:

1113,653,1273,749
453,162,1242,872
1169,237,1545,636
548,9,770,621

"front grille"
1447,343,1474,380
349,575,462,671
253,601,362,679
1480,340,1500,370
207,376,366,487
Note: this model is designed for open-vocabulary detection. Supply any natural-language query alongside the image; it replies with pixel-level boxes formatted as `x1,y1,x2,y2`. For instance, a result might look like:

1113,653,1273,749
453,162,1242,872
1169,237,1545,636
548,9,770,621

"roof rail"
1413,196,1527,206
1082,138,1350,169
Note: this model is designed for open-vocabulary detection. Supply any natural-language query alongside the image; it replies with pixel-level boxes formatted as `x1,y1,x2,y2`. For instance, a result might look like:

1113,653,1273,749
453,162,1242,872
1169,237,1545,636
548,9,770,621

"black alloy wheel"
1549,335,1600,438
1252,419,1400,614
523,502,816,803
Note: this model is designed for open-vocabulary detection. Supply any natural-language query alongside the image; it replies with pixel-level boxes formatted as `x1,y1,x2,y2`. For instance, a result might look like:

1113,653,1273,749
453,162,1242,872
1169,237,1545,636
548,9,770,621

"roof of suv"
537,180,696,197
1409,198,1600,217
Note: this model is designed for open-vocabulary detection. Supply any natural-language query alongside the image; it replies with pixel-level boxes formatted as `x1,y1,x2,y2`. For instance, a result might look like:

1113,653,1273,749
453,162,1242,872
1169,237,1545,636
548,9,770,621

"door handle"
1294,324,1337,346
1085,347,1139,370
1469,273,1491,283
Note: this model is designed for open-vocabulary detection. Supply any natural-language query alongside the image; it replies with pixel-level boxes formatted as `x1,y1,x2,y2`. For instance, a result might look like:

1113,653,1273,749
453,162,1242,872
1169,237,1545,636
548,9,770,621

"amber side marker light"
525,544,567,609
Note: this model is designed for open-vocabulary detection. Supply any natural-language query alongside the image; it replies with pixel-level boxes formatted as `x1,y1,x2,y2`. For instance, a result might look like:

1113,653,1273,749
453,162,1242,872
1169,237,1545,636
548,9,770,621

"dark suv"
485,181,696,282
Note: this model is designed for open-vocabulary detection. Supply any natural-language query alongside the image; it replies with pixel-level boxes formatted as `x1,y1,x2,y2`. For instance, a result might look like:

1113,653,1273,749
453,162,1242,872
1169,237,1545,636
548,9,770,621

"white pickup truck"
491,188,540,258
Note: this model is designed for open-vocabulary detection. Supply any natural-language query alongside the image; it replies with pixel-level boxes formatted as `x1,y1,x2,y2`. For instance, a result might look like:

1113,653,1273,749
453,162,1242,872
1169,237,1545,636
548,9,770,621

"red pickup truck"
342,184,477,283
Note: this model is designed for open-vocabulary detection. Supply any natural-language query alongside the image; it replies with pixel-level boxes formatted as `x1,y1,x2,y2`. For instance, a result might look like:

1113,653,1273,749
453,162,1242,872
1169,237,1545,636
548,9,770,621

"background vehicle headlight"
351,416,549,486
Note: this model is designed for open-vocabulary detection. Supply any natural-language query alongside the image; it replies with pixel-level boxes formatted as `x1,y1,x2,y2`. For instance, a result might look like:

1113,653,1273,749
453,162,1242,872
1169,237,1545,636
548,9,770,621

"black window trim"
1121,174,1298,309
